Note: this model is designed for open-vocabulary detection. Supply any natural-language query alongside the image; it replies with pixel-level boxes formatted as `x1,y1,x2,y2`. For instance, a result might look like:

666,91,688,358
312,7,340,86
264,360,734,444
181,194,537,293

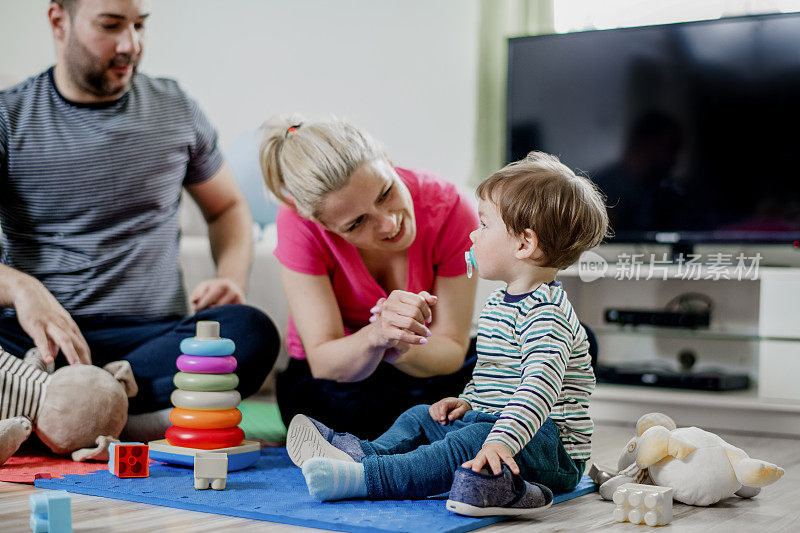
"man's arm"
0,264,90,365
185,163,253,311
0,93,89,365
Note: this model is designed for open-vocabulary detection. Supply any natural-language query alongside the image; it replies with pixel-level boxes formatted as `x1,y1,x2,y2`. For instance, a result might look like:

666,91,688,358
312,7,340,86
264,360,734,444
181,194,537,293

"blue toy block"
29,490,72,533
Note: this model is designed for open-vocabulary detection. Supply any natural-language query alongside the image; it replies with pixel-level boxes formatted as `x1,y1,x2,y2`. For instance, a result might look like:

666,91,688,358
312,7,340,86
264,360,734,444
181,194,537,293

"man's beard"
64,33,139,98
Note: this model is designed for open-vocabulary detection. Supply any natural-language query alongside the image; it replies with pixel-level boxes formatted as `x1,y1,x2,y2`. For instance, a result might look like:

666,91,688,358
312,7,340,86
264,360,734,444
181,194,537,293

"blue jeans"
0,304,279,413
360,404,585,499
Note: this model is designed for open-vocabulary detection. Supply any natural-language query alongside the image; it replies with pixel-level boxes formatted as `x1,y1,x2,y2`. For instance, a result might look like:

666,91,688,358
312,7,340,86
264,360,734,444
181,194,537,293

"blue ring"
179,338,236,356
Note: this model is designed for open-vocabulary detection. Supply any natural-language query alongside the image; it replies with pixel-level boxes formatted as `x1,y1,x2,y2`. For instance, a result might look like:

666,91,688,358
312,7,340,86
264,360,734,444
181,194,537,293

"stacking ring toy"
169,407,242,429
173,371,239,392
176,354,238,374
171,389,241,410
165,425,245,449
179,337,236,356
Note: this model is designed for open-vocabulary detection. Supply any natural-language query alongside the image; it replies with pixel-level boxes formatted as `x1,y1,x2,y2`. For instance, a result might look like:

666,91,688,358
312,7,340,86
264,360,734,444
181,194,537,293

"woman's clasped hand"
369,290,438,361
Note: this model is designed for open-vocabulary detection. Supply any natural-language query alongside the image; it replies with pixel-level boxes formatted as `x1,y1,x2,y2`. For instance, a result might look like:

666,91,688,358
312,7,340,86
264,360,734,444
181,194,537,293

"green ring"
173,372,239,392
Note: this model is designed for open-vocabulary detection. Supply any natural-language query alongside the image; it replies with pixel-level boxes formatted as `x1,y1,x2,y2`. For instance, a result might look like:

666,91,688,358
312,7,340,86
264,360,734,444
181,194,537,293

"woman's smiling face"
315,159,416,252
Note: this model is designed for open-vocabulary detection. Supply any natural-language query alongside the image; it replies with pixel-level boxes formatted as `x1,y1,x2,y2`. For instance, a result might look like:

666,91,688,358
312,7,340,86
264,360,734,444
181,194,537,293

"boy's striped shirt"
460,281,595,460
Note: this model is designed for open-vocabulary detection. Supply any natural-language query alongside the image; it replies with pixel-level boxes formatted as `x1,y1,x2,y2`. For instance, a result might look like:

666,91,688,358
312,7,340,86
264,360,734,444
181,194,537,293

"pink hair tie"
285,123,302,138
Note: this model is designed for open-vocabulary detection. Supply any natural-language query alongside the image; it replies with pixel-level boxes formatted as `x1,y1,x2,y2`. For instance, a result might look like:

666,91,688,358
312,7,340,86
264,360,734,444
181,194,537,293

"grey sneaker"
286,414,362,467
446,465,554,517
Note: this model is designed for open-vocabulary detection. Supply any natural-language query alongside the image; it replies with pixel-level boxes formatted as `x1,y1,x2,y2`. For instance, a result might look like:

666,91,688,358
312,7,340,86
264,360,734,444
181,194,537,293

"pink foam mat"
0,451,109,484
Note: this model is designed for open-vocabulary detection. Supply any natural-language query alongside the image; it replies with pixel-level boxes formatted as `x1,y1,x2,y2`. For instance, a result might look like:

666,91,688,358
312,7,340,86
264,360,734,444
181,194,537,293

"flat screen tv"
507,13,800,246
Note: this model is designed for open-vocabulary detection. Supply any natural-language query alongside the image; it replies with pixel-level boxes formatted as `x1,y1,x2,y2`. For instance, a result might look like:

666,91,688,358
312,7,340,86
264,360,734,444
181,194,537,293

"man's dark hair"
52,0,79,17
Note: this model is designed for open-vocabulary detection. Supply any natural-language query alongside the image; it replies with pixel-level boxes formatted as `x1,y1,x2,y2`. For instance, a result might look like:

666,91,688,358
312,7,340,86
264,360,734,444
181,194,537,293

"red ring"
165,425,245,449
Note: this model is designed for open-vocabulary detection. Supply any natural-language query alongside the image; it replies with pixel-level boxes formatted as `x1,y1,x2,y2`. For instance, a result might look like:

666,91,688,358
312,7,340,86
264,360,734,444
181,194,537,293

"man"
0,0,279,431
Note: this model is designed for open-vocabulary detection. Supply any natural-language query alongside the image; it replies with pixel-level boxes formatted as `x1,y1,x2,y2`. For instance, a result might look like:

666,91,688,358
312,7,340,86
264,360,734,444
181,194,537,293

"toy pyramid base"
147,439,260,471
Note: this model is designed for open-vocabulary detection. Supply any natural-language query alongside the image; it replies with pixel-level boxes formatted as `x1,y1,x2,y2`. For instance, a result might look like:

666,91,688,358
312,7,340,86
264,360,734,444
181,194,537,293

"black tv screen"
507,13,800,244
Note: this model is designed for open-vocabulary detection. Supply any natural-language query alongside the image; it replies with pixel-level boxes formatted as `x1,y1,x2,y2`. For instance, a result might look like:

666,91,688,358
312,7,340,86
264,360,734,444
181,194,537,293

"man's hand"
429,397,471,425
462,441,519,475
11,275,90,365
190,278,246,312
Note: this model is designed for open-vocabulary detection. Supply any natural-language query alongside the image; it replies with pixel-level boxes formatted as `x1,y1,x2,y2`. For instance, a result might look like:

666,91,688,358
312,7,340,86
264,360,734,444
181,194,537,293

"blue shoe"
286,415,364,467
446,465,554,517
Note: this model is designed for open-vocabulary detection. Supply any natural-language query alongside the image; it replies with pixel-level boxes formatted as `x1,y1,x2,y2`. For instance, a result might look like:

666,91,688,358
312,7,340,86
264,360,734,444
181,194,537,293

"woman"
260,117,478,438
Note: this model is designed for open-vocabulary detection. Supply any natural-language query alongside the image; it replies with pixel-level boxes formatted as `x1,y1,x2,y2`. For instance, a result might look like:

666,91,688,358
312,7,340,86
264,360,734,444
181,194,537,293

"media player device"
595,364,750,391
605,308,710,329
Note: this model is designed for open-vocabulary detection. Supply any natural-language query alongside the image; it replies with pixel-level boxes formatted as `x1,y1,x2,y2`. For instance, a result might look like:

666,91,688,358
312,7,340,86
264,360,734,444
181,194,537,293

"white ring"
171,389,241,410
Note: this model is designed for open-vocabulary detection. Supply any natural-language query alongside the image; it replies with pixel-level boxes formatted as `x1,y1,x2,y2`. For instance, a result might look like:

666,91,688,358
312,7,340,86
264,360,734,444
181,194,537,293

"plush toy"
589,412,677,491
0,345,137,464
593,412,678,499
597,412,784,506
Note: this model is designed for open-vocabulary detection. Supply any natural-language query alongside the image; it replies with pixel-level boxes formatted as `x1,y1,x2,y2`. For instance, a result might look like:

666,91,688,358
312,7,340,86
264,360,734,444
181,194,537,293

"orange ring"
169,407,242,429
165,425,245,449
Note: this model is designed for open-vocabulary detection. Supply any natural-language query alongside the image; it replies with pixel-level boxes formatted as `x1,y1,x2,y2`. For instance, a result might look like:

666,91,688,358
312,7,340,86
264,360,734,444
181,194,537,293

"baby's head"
471,151,609,279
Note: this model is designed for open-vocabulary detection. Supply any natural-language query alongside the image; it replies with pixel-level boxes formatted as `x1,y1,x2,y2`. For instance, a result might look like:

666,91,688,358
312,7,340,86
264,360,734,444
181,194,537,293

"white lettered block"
613,483,673,526
194,452,228,490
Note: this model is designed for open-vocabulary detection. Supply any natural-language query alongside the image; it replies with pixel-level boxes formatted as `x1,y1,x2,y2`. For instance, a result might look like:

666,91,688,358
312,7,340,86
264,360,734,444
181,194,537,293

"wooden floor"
1,421,797,532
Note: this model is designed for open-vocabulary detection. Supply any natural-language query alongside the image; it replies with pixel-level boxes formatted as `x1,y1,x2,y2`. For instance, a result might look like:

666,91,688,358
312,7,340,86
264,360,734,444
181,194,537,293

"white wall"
0,0,479,186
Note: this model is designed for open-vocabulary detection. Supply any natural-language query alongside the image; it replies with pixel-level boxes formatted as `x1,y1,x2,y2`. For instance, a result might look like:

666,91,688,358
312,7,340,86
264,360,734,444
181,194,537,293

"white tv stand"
559,262,800,436
472,260,800,436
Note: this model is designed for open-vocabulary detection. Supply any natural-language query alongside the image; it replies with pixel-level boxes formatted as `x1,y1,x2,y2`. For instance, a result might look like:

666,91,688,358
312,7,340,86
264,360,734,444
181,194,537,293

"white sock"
302,457,368,501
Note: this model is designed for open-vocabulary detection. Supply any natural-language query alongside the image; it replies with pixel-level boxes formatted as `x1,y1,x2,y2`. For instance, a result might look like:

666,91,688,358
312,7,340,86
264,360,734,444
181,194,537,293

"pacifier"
465,246,477,279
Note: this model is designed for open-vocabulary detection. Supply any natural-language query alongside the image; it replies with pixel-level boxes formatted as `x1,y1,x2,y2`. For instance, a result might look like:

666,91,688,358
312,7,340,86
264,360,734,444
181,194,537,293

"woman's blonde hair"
477,151,611,269
259,116,385,219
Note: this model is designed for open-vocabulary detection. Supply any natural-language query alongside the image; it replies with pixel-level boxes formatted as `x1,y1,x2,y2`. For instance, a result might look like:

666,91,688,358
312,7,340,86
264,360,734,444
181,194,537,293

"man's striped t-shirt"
460,281,595,460
0,68,223,319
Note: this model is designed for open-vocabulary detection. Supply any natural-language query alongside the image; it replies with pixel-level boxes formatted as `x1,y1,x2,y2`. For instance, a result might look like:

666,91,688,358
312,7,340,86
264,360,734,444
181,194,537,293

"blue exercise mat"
35,448,596,533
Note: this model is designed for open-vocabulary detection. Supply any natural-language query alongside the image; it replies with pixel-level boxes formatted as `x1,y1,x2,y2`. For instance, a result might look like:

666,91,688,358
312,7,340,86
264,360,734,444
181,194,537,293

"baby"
286,151,609,515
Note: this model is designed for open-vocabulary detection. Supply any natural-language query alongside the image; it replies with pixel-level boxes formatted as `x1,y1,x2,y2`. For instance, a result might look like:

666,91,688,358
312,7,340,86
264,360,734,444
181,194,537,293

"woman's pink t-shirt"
274,167,478,360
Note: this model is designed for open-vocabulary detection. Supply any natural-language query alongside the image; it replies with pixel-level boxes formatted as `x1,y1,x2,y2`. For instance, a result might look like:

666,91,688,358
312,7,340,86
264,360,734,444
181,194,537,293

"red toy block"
108,442,149,478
